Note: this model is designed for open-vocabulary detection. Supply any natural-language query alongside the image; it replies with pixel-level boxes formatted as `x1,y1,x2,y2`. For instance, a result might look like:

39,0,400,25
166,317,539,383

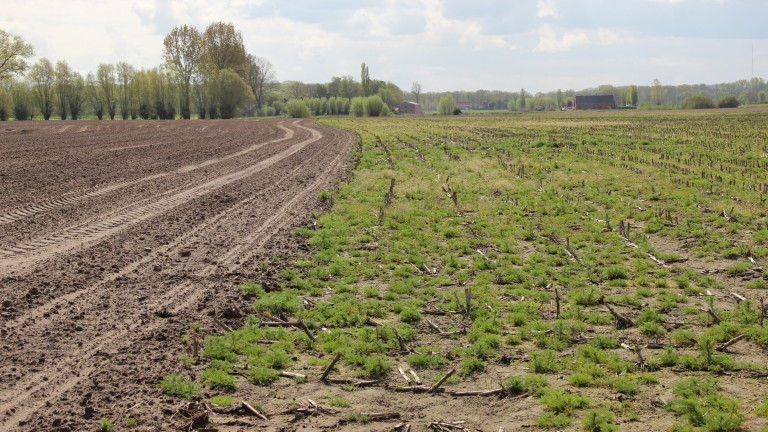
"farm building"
575,95,616,109
397,101,422,114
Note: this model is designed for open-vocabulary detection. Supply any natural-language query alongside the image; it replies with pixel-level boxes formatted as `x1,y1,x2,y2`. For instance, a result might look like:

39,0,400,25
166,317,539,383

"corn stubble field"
170,109,768,432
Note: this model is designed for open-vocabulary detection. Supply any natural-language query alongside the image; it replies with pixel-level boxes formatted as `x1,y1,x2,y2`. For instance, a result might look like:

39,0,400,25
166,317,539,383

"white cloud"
533,25,627,52
420,0,512,51
346,0,513,51
537,0,559,18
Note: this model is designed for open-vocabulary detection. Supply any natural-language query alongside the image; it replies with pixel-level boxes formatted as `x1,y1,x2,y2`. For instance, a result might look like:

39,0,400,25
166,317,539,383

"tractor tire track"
0,122,315,275
0,123,293,227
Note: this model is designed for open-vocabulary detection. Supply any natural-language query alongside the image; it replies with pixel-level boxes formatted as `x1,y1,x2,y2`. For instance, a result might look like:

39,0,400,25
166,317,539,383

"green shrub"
159,374,200,399
350,97,365,117
540,389,590,414
202,335,238,362
459,355,486,376
726,261,751,276
210,395,234,407
101,418,114,432
248,366,279,385
262,349,291,369
569,287,603,306
639,321,667,339
502,375,549,395
754,397,768,417
588,335,619,349
602,265,629,280
239,281,265,297
745,279,768,290
582,408,618,432
202,368,236,391
667,380,746,432
407,352,449,369
568,372,596,388
681,94,715,109
363,355,391,378
286,99,311,118
610,376,640,395
528,350,561,374
672,377,719,398
328,397,351,407
399,307,422,323
717,95,740,108
652,346,680,367
252,291,303,315
468,334,501,358
535,412,573,429
437,94,457,115
364,95,386,117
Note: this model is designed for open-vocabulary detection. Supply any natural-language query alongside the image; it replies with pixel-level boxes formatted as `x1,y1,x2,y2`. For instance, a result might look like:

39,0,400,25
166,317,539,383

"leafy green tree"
327,77,341,98
376,88,397,110
271,100,284,116
629,85,638,105
350,97,365,117
364,95,386,116
339,75,360,99
0,86,12,120
216,68,253,119
437,94,456,115
202,22,248,78
619,89,628,106
67,72,85,120
361,62,371,96
116,62,136,119
27,58,55,120
97,63,117,119
54,60,71,120
11,81,34,120
86,72,105,120
149,68,178,119
163,24,202,119
192,72,211,119
519,88,526,110
0,30,34,80
758,90,768,104
651,79,667,106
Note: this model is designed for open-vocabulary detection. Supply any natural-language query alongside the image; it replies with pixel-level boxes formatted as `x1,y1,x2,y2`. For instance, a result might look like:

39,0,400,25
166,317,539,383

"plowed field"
0,119,355,431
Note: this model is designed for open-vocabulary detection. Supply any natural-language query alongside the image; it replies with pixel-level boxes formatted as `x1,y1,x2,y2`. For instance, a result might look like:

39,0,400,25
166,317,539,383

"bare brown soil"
0,119,354,431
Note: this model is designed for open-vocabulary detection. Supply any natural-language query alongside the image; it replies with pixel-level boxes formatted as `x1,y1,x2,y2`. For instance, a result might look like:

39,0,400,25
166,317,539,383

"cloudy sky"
2,0,766,93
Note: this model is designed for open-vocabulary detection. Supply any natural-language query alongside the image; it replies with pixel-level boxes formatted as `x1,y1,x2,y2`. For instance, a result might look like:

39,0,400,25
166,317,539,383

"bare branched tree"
246,54,276,110
411,81,422,103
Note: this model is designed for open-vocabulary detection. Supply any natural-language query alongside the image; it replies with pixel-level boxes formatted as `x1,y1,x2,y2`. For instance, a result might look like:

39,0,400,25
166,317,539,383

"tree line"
415,78,768,112
3,25,767,120
0,24,278,120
